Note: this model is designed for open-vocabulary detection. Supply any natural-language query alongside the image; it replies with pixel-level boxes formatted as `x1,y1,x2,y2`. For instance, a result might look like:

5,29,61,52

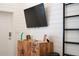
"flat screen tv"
24,3,48,28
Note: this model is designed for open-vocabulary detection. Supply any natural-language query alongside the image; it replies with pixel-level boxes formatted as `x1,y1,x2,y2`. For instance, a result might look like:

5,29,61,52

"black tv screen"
24,3,48,28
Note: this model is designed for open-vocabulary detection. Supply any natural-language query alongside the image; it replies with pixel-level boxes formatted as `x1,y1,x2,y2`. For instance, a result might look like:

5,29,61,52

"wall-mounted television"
24,3,48,28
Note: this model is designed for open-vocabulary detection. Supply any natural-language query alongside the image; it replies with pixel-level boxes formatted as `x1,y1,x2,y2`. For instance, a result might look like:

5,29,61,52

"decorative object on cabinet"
43,34,49,43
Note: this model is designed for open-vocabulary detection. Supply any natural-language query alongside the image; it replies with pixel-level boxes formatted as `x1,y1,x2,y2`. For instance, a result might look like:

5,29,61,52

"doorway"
0,11,14,56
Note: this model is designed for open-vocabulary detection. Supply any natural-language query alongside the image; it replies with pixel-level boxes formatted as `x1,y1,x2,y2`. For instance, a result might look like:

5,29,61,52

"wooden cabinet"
17,39,32,56
31,42,53,56
17,40,53,56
